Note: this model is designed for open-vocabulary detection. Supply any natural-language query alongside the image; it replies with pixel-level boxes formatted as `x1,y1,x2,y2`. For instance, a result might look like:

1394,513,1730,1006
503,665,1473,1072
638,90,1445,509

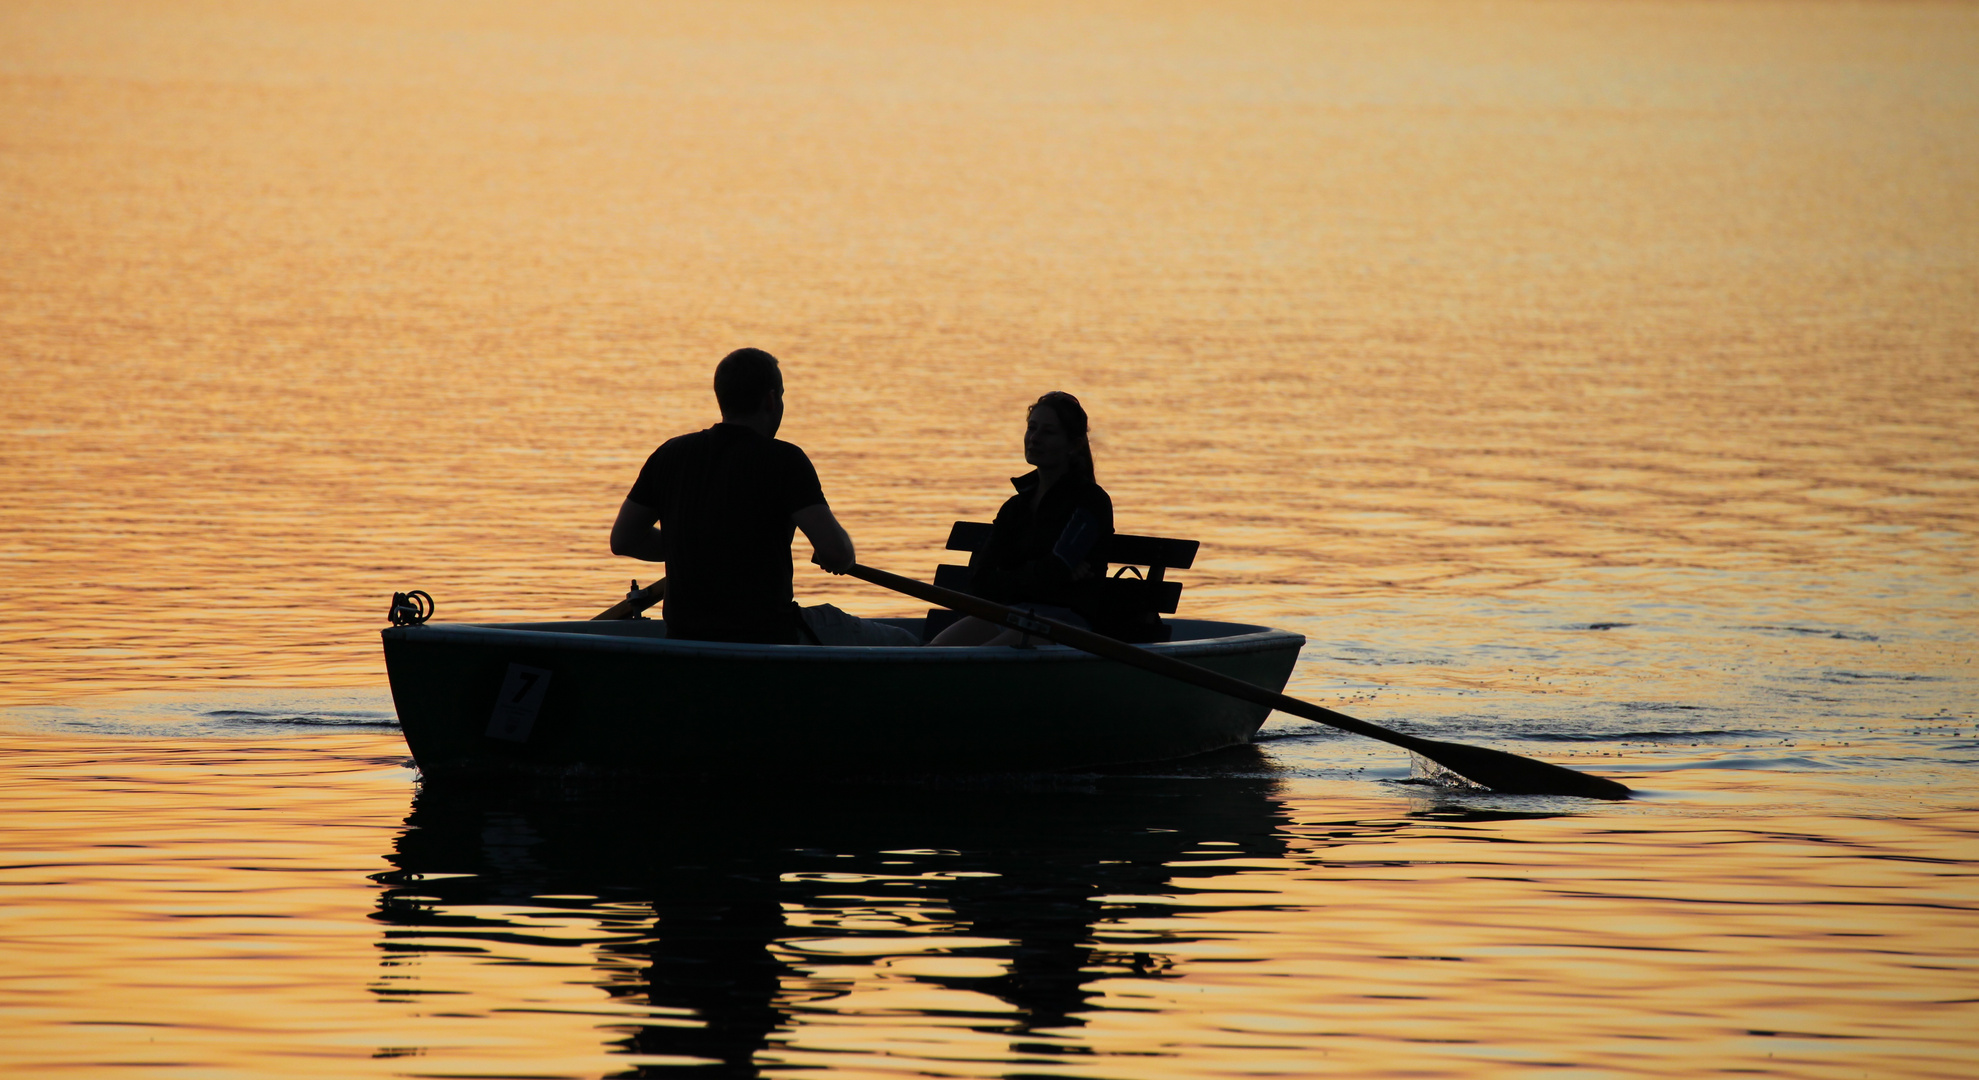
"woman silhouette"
933,391,1114,646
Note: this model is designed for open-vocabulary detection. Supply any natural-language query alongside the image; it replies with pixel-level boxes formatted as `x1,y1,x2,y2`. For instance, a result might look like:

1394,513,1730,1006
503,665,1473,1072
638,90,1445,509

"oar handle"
593,577,666,621
845,563,1421,752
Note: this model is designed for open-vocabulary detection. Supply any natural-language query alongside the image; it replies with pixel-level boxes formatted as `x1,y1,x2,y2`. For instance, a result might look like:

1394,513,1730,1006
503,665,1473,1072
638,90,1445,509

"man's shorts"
798,603,922,646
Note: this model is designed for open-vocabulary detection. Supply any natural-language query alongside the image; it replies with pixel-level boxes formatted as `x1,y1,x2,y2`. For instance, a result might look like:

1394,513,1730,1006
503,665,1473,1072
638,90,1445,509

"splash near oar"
846,563,1632,800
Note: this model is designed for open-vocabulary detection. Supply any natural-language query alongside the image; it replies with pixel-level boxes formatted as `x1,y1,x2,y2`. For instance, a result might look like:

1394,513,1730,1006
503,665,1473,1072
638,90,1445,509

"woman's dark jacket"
969,470,1114,621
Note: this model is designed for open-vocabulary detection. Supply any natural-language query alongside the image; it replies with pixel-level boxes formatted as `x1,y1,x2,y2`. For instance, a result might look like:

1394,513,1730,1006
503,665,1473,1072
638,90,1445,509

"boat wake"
0,689,398,737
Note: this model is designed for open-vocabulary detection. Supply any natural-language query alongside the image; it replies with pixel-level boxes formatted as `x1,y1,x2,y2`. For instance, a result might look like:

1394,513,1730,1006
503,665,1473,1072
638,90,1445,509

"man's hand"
793,503,855,574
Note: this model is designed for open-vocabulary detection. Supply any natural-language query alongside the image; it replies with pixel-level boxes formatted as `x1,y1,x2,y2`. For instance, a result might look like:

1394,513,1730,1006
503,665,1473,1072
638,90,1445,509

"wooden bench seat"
924,521,1200,643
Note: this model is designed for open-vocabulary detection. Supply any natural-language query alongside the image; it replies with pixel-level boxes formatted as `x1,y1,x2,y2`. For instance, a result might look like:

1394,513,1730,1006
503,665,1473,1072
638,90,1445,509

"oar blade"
1412,738,1632,800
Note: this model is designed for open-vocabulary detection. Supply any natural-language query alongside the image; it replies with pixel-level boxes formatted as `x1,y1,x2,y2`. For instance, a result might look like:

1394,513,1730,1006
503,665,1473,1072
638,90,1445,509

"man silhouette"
610,348,856,644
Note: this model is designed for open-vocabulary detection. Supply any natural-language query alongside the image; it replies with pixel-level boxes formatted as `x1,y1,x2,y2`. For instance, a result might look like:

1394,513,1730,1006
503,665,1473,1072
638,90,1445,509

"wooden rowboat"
381,617,1305,777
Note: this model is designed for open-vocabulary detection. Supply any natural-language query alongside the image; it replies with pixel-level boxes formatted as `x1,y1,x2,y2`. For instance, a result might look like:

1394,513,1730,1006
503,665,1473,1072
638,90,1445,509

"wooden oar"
846,563,1631,800
593,578,666,621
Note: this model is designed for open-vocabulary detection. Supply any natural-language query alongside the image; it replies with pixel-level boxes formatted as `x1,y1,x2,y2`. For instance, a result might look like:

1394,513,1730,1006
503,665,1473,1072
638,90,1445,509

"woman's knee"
930,615,1001,646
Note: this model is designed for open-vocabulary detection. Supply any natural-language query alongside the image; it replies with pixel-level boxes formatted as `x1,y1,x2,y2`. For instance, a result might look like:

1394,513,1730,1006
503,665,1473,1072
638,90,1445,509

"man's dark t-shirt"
628,424,826,643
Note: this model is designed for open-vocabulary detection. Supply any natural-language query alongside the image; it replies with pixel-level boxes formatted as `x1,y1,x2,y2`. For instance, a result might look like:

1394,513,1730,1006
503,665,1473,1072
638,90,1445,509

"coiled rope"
388,590,434,626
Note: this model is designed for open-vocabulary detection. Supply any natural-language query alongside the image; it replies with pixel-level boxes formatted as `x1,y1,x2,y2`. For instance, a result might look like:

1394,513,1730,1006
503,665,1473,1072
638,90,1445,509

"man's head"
714,348,784,434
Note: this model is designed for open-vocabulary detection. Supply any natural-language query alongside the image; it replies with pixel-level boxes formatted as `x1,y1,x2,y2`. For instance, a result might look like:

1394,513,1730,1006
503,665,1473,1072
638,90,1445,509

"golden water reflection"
367,773,1979,1078
2,1,1976,1077
7,731,1971,1076
6,731,1971,1078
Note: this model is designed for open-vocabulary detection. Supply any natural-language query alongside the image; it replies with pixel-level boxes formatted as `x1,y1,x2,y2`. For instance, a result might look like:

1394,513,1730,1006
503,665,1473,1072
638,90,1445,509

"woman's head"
1025,391,1093,480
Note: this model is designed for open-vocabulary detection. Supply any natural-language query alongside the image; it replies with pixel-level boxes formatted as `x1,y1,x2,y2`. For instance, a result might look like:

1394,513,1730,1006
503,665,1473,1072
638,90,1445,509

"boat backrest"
925,522,1200,643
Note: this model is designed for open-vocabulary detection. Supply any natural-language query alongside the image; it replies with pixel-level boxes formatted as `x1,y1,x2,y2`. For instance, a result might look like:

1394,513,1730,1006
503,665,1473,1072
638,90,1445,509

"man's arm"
610,498,667,562
793,503,854,574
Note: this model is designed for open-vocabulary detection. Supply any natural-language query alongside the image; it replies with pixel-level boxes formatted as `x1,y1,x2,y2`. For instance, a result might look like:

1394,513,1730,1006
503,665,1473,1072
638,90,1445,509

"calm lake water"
2,1,1976,1077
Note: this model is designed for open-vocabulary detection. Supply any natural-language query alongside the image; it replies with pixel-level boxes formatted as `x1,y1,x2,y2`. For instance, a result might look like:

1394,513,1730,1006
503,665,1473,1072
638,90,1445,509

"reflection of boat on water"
371,757,1292,1073
380,617,1304,776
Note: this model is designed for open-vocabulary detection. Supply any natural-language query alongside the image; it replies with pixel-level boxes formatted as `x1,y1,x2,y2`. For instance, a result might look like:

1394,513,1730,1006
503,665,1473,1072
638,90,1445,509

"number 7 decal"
487,664,551,742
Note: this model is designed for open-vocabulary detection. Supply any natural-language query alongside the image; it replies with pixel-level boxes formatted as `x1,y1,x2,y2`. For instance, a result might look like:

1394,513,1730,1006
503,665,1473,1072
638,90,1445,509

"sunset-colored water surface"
2,1,1975,1077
